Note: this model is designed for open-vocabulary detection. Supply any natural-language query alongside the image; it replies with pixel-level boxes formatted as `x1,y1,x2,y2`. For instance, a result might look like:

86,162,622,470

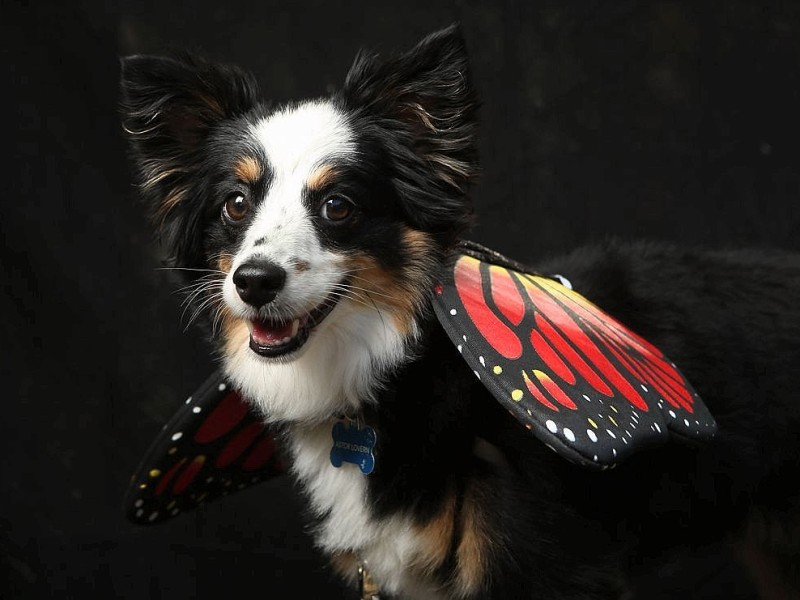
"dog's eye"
223,193,250,223
321,196,354,222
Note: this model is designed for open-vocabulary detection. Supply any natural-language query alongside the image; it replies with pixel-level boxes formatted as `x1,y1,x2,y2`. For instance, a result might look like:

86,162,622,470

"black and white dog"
120,25,800,599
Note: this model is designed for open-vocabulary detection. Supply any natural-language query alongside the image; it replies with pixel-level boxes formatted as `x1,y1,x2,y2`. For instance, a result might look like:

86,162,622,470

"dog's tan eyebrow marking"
294,260,310,273
233,156,263,184
217,254,234,274
306,164,338,191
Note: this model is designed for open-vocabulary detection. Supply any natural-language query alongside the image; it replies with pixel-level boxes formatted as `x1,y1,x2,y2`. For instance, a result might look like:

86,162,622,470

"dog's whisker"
346,275,408,296
176,278,224,295
179,281,224,308
184,295,223,331
174,278,224,298
333,282,398,302
183,288,225,326
210,301,227,337
333,287,391,308
328,289,385,315
157,266,228,275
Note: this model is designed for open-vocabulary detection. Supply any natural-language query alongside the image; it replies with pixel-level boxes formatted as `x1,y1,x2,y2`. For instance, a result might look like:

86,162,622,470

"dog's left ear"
342,25,479,244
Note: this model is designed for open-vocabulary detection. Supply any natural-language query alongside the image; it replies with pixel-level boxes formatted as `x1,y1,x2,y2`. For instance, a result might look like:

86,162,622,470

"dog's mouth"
245,293,341,358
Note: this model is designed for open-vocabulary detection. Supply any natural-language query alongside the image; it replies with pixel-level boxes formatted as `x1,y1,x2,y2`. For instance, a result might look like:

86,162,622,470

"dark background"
3,0,799,598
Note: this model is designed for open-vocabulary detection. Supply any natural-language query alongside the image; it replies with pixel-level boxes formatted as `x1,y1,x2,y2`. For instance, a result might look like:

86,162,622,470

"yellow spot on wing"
532,369,554,386
610,405,618,413
149,469,161,478
511,389,523,402
493,365,503,375
588,418,598,429
609,416,618,427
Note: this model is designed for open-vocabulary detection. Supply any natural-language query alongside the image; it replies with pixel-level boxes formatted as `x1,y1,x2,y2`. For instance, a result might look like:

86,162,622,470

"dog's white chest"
288,424,444,599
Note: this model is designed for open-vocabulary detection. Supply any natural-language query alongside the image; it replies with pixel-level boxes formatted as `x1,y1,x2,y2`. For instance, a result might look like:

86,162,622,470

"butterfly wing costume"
125,243,716,523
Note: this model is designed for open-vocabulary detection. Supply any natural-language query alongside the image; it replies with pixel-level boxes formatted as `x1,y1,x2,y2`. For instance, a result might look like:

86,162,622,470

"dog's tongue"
251,318,297,347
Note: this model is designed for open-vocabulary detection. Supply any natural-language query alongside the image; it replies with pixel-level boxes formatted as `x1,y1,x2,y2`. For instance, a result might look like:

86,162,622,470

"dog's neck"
278,317,502,599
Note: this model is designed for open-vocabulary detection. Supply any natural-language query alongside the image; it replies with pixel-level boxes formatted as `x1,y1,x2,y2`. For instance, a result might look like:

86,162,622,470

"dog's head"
120,26,478,424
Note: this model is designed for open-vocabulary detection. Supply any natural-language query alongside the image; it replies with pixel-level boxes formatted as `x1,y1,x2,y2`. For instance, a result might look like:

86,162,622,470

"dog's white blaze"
223,101,355,316
249,101,353,269
289,423,444,599
256,100,354,180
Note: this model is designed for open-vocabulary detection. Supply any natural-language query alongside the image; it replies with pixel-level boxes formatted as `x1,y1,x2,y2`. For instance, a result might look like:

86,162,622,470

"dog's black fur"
121,25,800,599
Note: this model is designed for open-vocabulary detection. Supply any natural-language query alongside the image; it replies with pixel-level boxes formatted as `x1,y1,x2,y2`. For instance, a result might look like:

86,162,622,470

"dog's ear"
119,55,258,266
342,25,479,245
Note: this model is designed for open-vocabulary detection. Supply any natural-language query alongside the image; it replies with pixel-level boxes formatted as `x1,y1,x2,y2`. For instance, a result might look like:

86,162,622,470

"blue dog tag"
330,421,376,475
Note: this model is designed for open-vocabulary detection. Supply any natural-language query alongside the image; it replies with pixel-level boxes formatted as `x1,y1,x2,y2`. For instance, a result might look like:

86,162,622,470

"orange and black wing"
433,250,717,469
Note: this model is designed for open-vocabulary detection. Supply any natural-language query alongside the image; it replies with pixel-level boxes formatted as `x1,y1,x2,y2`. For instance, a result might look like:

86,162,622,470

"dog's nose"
232,261,287,307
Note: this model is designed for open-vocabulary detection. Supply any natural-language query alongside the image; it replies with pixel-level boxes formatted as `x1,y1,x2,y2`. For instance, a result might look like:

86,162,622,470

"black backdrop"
3,1,799,598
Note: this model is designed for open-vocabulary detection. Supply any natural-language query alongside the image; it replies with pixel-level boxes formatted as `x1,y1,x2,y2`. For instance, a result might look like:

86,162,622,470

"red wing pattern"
433,253,717,469
124,371,283,524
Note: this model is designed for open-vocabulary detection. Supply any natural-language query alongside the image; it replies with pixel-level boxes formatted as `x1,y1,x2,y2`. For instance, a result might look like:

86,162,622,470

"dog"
120,25,800,599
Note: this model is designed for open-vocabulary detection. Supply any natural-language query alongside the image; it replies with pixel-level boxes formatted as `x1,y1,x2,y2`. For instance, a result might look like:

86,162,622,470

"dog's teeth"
291,319,300,337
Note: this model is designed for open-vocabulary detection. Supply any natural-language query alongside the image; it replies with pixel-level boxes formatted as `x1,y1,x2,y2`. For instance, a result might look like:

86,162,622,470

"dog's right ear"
119,55,258,264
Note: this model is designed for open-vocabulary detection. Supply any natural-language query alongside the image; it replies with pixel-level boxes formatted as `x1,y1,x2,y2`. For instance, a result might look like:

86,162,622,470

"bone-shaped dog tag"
330,421,376,475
